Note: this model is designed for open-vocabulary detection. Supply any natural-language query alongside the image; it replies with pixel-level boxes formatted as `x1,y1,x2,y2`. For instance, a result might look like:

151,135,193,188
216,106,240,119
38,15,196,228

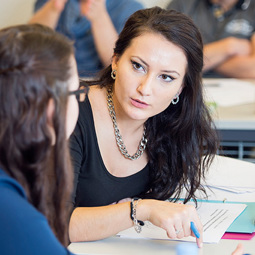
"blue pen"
190,221,200,239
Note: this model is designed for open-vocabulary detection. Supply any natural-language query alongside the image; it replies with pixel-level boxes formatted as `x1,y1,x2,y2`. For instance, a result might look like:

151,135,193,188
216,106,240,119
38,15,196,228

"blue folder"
197,200,255,233
174,199,255,233
226,202,255,233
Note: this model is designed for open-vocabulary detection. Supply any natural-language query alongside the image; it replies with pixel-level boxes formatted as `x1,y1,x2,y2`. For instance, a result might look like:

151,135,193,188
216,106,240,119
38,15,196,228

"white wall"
0,0,36,29
0,0,172,29
138,0,171,8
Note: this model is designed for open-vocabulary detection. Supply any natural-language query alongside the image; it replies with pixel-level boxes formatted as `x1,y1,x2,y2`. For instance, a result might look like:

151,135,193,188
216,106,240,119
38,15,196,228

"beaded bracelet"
130,198,144,233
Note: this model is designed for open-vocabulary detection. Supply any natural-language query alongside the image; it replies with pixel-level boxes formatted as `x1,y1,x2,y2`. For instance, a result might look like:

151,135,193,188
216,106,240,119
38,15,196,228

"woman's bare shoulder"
88,85,108,115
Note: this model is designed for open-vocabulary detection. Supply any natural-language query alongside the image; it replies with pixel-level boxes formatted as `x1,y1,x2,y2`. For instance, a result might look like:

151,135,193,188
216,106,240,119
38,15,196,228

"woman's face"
111,32,187,122
66,55,80,138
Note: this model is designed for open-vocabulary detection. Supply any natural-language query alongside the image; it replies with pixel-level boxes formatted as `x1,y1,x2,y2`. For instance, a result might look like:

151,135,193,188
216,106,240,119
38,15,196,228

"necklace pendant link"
107,85,148,160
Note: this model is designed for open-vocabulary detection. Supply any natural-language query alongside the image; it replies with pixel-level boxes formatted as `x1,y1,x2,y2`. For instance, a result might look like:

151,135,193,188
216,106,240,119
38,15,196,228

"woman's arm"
80,0,118,67
29,0,67,29
69,199,203,248
69,202,132,242
203,37,251,73
214,34,255,78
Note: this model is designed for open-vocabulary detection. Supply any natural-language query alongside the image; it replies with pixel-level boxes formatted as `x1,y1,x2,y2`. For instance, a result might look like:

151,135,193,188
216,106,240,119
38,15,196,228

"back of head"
0,24,74,245
0,24,73,163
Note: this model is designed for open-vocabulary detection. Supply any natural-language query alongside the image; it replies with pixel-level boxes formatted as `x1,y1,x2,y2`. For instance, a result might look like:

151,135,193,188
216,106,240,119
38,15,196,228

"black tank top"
69,95,150,207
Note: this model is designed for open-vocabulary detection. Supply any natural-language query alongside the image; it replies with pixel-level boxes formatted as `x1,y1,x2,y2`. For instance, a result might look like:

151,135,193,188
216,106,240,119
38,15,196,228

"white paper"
206,185,255,194
203,78,255,107
189,156,255,202
117,202,246,244
202,155,255,190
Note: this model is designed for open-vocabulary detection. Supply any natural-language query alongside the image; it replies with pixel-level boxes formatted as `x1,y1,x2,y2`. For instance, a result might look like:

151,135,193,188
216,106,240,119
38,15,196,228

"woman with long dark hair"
0,23,87,254
69,7,219,248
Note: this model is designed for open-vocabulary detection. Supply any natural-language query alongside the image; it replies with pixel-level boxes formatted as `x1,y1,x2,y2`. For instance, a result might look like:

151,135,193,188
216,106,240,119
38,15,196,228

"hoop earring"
111,69,117,80
171,95,179,105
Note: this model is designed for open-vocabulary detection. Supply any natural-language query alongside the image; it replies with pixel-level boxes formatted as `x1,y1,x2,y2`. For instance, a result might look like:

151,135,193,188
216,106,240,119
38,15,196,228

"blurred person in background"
167,0,255,78
30,0,143,77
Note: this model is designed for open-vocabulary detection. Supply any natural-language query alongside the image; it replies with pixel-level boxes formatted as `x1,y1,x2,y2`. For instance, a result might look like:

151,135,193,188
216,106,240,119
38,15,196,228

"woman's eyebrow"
133,56,181,76
161,70,180,76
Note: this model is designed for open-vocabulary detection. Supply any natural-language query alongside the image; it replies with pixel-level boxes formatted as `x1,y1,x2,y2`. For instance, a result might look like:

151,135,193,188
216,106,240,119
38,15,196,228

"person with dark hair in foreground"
0,23,88,254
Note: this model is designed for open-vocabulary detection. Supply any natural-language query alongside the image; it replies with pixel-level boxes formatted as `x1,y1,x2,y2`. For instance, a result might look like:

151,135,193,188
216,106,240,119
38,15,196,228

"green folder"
226,202,255,233
173,199,255,233
196,200,255,233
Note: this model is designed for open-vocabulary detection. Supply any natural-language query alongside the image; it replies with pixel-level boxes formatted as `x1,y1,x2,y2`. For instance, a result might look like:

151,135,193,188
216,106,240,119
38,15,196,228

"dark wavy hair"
89,7,219,203
0,24,74,245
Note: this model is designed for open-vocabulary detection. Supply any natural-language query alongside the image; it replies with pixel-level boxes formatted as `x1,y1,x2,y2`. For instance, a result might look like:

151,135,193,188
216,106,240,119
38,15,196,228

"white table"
203,78,255,130
68,156,255,254
203,78,255,162
68,236,255,255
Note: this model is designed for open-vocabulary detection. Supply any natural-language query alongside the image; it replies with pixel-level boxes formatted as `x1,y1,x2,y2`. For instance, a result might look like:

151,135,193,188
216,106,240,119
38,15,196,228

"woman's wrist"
135,199,152,222
130,199,144,233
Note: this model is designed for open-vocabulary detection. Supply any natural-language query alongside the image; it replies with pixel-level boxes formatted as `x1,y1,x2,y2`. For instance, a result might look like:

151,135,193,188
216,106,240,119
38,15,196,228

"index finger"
190,221,203,248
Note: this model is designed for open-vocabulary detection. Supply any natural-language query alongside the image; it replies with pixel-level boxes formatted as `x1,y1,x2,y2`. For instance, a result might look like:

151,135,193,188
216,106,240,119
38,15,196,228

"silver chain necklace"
106,86,148,160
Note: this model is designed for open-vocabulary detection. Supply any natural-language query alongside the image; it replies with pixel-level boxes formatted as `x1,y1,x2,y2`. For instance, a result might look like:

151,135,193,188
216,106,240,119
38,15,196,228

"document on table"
205,185,255,194
201,155,255,194
203,78,255,107
117,202,247,244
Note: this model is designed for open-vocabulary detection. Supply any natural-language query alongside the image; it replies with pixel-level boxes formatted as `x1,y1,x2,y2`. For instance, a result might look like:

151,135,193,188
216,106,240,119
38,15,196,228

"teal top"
0,169,74,255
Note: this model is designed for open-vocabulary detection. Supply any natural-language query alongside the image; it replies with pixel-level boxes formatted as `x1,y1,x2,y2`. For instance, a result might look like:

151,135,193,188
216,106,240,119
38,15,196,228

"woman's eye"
160,74,174,82
131,60,144,71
